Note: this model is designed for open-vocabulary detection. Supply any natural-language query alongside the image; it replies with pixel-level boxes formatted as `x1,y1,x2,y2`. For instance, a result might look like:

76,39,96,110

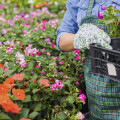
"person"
56,0,120,120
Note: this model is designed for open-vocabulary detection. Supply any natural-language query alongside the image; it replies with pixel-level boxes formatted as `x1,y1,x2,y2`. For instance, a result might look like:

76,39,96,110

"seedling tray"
90,44,120,82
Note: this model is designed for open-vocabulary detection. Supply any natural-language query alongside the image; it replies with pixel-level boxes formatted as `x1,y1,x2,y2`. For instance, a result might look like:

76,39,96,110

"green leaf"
32,89,40,94
5,69,15,76
0,113,12,120
38,40,46,47
0,68,3,75
29,111,39,119
19,108,29,118
34,103,42,111
22,95,31,102
57,112,67,120
27,62,34,70
66,95,75,104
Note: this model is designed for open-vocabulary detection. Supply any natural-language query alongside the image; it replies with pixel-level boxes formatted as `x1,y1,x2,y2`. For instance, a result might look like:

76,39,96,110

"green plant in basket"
98,5,120,38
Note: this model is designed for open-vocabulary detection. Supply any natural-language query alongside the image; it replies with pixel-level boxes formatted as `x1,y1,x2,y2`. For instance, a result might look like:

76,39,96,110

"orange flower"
2,100,21,113
39,79,50,87
0,94,10,105
10,103,21,113
12,88,26,100
0,63,4,68
3,77,15,89
0,84,9,95
36,2,43,8
20,118,31,120
12,73,25,81
44,1,49,7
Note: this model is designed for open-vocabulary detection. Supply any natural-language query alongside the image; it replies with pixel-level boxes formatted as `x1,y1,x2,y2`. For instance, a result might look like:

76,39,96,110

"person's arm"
59,33,76,52
56,0,79,53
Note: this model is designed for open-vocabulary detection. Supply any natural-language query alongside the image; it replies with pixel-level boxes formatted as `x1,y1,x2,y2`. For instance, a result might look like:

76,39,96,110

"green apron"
81,0,120,119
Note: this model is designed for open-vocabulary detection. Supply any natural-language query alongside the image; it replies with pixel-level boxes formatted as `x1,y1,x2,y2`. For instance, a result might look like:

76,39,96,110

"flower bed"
0,0,86,120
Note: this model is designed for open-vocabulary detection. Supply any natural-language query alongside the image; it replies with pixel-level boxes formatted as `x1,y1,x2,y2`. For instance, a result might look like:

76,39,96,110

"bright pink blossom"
101,5,106,10
23,30,28,35
98,12,103,19
51,44,55,48
6,47,13,54
59,61,64,65
76,56,80,60
2,29,7,35
79,93,86,102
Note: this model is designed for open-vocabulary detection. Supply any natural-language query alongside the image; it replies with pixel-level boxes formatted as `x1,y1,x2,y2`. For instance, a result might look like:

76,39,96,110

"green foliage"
0,0,85,120
99,5,120,38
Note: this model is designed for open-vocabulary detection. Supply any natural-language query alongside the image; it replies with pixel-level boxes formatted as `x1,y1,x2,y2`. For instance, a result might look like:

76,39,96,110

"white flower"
28,0,34,4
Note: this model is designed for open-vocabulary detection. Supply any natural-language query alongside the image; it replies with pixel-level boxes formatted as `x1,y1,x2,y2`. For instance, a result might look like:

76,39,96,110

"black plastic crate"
90,43,120,82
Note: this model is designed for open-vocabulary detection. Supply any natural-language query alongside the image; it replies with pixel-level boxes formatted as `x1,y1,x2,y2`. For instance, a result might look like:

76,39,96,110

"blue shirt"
56,0,120,52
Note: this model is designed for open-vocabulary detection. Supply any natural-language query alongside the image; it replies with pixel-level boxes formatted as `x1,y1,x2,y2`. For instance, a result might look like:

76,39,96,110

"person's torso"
76,0,120,26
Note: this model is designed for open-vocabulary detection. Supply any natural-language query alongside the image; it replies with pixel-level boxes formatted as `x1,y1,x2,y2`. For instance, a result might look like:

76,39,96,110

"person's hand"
73,24,112,49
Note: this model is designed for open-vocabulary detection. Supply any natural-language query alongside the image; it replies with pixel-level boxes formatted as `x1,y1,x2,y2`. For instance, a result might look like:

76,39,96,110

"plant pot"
110,38,120,51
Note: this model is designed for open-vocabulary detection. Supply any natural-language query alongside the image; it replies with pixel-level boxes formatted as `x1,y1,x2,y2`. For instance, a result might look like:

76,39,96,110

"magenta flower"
51,83,59,90
54,56,59,60
45,38,51,44
75,81,80,86
2,29,7,35
6,47,13,54
23,30,28,35
76,56,80,60
101,5,106,10
0,5,3,9
40,23,46,30
98,12,103,19
51,44,55,48
59,61,64,65
76,112,85,120
113,5,116,8
73,50,80,54
79,93,86,102
79,75,82,78
19,60,27,68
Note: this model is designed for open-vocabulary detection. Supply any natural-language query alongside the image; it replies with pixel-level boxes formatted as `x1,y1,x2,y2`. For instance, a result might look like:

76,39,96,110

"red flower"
12,88,26,100
39,79,50,87
0,63,4,68
12,73,25,81
20,118,31,120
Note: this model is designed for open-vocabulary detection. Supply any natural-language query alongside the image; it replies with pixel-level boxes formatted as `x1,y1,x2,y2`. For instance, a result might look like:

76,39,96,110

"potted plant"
98,5,120,50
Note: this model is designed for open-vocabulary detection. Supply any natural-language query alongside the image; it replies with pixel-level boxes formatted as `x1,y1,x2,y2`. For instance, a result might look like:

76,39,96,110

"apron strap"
86,0,95,17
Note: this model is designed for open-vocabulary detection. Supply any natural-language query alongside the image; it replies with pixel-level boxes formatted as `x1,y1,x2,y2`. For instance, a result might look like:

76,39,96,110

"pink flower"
3,68,8,72
23,30,28,35
79,75,82,78
6,47,13,54
54,56,59,60
76,112,85,120
73,50,80,54
0,5,3,9
45,38,51,44
75,81,80,86
98,12,103,19
79,93,86,102
59,61,64,65
24,82,28,86
113,5,116,8
76,56,80,60
19,60,27,68
51,83,58,90
101,5,106,10
16,61,19,64
40,23,46,30
33,79,36,83
2,28,7,35
51,44,55,48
